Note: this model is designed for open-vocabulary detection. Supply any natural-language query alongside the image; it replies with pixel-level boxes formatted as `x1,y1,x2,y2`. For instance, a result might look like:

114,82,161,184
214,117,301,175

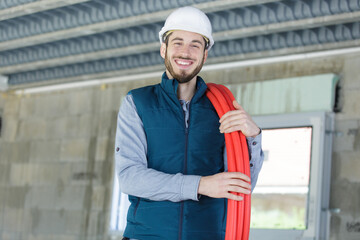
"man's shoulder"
129,83,161,112
129,83,160,96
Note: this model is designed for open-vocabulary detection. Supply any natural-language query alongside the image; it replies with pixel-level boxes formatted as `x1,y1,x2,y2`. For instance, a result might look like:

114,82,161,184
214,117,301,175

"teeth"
177,60,191,65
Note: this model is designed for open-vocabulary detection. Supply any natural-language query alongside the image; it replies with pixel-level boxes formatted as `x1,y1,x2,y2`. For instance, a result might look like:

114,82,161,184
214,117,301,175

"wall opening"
250,112,334,240
251,127,312,230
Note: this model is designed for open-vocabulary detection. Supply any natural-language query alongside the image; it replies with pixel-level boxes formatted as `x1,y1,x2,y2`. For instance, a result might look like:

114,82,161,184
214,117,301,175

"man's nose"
179,45,191,58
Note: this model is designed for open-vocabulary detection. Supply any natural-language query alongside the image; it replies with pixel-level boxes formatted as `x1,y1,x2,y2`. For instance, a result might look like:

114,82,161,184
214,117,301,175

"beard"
164,49,205,84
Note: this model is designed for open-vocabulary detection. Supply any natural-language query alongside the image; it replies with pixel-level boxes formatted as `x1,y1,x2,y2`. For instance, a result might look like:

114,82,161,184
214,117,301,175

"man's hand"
219,100,260,137
198,172,251,201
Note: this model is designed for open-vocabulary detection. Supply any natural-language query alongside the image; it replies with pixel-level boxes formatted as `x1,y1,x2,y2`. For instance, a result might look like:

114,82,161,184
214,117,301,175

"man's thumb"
233,100,242,110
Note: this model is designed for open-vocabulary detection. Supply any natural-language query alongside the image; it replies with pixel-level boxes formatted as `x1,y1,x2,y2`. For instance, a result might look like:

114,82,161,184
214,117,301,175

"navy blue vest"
124,73,226,240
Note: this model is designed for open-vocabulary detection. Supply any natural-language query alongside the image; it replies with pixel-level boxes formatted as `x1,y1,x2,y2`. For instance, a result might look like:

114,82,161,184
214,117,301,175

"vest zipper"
179,101,190,240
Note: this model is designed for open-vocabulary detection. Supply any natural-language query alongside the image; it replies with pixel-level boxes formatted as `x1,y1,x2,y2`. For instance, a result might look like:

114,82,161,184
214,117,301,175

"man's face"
160,30,208,84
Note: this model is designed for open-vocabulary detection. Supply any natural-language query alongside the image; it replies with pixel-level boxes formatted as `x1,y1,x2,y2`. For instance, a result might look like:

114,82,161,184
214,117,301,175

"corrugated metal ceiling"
0,0,359,89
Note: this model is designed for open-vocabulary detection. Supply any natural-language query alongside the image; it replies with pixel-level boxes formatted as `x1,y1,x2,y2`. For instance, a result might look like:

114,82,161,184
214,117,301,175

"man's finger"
233,100,243,110
226,172,251,182
220,121,246,133
226,192,244,201
219,109,245,122
220,114,247,127
227,186,251,194
228,179,252,190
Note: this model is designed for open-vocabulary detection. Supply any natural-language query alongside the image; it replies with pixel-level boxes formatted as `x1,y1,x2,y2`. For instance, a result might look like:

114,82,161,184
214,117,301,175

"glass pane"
251,127,312,230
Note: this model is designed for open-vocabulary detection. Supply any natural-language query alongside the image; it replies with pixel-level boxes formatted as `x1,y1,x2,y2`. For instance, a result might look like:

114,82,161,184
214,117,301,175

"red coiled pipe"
206,83,251,240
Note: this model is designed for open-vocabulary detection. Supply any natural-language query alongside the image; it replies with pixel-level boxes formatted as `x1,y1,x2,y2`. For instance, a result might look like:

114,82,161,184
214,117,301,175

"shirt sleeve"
223,132,264,191
246,133,264,191
115,94,201,202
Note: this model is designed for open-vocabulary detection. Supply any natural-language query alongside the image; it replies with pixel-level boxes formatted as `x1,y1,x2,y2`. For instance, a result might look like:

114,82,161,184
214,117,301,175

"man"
115,6,264,240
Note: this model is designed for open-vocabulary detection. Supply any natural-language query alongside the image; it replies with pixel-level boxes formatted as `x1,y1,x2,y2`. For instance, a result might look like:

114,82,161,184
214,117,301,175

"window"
250,112,334,240
251,127,312,230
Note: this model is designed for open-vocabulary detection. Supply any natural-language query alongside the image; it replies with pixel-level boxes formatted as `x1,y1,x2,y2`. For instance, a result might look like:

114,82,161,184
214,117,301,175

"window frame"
250,111,334,240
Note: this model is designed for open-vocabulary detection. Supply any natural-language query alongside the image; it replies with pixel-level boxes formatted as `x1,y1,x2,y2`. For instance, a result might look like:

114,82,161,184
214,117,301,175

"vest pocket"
134,200,180,232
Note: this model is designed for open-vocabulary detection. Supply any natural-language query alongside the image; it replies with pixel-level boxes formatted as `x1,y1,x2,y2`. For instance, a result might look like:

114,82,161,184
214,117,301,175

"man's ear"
203,49,208,63
160,43,166,59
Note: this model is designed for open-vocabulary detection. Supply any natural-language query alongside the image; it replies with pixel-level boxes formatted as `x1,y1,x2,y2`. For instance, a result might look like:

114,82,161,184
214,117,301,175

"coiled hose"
206,83,251,240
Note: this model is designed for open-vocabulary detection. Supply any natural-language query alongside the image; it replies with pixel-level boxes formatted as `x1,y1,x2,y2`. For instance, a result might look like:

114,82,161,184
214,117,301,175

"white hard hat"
159,6,214,50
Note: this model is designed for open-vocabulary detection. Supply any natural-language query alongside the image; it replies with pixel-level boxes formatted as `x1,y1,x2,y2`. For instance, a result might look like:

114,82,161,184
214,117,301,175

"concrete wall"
0,52,359,240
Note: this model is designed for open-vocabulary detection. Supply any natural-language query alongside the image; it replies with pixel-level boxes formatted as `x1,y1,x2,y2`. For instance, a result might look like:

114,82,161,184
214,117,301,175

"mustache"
174,56,195,61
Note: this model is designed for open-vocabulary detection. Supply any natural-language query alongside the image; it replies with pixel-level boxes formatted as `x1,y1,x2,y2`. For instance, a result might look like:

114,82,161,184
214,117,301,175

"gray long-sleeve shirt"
115,93,264,202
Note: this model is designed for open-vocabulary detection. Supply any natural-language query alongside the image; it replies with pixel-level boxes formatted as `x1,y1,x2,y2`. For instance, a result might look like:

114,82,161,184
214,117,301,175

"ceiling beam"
6,38,360,89
0,0,90,21
1,13,359,74
11,44,360,93
214,11,360,42
0,0,280,52
205,39,360,66
0,42,159,74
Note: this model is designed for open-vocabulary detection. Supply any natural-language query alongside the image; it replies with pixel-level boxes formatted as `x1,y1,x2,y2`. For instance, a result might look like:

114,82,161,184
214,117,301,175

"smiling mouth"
175,59,193,68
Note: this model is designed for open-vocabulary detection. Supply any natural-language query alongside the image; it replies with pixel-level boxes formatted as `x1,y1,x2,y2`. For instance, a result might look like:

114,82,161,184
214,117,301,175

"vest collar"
160,72,208,103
